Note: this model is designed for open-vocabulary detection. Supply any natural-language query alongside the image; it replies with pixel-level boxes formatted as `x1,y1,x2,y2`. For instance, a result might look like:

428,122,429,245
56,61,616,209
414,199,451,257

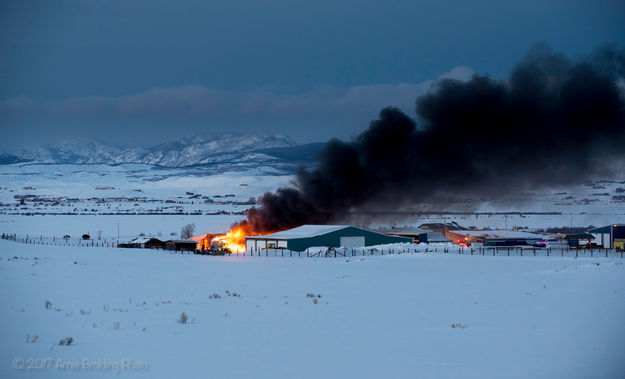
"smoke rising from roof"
239,43,625,233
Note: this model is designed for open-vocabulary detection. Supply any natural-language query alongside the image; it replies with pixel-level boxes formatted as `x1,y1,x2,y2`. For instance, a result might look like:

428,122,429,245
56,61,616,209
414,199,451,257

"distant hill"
0,154,31,165
254,142,326,164
2,133,324,172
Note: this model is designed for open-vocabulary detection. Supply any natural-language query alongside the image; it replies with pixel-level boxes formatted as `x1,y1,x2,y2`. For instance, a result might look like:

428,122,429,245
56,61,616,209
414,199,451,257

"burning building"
244,225,411,252
217,44,625,246
190,233,225,251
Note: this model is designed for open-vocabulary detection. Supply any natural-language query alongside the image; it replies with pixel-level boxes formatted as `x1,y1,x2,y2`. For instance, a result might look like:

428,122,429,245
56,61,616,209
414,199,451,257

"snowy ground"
2,163,625,242
1,239,624,378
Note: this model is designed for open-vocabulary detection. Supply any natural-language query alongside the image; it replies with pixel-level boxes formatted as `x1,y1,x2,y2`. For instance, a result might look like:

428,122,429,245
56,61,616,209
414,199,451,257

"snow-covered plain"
1,239,624,378
2,163,625,243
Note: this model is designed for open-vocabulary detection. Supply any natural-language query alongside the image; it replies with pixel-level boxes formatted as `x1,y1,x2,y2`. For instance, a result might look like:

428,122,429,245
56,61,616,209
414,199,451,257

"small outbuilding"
564,233,595,248
120,237,165,249
245,225,412,252
165,240,198,252
379,227,429,243
418,232,452,244
379,228,452,244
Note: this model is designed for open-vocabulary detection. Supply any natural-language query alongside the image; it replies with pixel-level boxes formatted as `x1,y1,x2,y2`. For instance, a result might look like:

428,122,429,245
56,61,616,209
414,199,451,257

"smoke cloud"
239,43,625,233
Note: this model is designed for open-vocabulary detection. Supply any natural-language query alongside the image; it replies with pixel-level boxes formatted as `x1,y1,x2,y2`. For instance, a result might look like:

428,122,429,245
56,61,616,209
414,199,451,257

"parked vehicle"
197,240,232,255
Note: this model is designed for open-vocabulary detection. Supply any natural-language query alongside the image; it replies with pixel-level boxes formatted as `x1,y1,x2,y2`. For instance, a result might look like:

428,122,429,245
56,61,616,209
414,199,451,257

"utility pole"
504,214,507,230
117,223,120,241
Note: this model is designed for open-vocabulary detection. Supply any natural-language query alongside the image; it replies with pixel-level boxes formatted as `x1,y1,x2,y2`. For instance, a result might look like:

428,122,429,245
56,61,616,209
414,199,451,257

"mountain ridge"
8,132,307,168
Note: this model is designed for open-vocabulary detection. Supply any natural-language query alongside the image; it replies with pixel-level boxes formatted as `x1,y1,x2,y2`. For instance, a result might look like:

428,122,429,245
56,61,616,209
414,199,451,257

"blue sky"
1,0,624,147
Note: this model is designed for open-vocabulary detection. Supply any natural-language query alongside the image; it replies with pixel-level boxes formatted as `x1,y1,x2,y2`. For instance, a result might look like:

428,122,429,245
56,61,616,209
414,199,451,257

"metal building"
245,225,412,252
588,224,625,249
446,230,543,247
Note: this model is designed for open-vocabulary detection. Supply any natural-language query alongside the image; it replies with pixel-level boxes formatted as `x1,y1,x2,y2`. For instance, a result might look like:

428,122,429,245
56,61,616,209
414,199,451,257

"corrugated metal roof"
451,230,543,239
247,225,353,239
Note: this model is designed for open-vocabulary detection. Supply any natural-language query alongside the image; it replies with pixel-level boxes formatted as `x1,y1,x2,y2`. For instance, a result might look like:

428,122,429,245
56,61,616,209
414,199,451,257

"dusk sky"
1,0,624,148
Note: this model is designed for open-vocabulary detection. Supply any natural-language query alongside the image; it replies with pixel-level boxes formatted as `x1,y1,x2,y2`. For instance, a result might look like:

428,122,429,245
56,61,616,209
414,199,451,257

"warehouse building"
588,224,625,249
378,227,428,242
245,225,412,252
446,230,544,247
418,232,453,243
379,227,452,244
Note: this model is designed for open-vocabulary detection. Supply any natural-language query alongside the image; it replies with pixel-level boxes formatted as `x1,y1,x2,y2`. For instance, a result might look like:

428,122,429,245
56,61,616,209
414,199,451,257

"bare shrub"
45,300,52,310
450,323,468,329
58,337,73,346
208,293,221,299
180,224,196,239
179,312,188,324
313,298,318,304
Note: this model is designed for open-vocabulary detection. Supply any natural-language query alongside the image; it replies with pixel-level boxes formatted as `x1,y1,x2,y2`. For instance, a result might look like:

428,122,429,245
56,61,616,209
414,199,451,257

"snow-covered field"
2,163,625,242
1,239,624,378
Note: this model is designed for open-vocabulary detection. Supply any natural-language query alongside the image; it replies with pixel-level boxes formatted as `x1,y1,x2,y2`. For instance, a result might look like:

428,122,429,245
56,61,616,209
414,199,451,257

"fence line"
2,232,623,259
1,232,120,248
243,245,624,259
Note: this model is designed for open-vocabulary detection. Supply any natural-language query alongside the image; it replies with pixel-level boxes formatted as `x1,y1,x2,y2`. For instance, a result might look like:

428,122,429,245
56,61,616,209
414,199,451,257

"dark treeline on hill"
237,43,625,234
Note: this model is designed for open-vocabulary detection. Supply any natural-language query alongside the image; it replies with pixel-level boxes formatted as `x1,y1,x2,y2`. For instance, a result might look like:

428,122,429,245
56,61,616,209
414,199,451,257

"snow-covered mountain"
11,133,298,167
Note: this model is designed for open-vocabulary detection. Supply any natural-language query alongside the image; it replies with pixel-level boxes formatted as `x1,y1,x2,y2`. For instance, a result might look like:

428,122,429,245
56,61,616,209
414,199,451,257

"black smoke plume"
239,43,625,233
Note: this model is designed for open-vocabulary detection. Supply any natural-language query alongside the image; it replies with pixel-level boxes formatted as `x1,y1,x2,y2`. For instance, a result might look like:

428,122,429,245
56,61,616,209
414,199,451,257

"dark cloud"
237,44,625,233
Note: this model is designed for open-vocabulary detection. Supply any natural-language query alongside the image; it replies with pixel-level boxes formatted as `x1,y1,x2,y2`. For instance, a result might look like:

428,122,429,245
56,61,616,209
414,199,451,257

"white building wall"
245,239,287,252
591,233,611,248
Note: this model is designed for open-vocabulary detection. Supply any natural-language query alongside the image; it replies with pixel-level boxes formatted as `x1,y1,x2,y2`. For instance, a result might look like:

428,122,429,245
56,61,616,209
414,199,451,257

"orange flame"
214,223,286,253
212,226,247,253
